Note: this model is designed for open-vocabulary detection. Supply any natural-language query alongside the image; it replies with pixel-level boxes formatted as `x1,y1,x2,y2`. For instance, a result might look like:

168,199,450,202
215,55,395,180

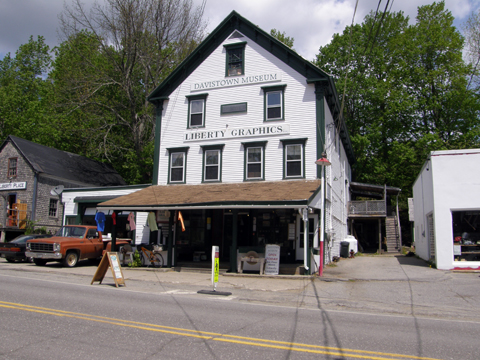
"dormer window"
224,42,246,77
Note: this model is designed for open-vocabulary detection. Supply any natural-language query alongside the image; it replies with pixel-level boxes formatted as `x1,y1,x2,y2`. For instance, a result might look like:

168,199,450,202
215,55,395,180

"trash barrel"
340,241,350,258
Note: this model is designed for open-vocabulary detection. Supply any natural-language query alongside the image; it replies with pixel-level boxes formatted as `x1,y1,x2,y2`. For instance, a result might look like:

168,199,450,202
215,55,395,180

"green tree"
462,7,480,92
270,29,294,48
53,0,206,184
0,36,54,143
315,1,479,206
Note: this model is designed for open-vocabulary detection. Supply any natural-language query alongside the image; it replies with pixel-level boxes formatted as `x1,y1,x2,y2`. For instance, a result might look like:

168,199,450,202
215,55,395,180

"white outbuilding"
413,149,480,270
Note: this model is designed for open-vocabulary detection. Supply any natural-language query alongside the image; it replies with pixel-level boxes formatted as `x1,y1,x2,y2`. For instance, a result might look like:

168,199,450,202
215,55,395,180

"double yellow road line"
0,300,441,360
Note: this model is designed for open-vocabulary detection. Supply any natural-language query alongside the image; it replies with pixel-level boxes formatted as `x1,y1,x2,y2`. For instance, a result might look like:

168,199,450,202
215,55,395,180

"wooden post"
378,218,382,254
230,209,238,273
167,210,174,268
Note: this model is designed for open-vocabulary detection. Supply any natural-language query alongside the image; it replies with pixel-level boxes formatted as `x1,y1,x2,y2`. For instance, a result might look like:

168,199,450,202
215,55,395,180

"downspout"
151,98,166,185
396,195,402,249
320,165,326,275
31,172,38,221
299,208,309,273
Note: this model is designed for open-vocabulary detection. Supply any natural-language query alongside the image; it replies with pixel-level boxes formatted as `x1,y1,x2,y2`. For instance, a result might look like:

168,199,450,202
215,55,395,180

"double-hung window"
262,85,286,121
49,199,58,217
167,147,189,184
186,94,207,128
8,158,17,178
201,144,224,182
224,42,246,77
281,138,307,179
243,141,267,181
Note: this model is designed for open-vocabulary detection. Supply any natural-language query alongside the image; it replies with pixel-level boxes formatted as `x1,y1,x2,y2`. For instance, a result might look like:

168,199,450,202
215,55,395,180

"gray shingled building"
0,135,126,241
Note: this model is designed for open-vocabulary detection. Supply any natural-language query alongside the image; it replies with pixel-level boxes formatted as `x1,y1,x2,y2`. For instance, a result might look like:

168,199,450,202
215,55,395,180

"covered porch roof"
97,180,322,211
350,182,401,200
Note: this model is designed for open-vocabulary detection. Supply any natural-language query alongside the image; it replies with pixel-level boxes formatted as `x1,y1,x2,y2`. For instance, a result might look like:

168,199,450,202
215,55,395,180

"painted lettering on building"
184,125,290,142
0,182,27,190
191,73,281,91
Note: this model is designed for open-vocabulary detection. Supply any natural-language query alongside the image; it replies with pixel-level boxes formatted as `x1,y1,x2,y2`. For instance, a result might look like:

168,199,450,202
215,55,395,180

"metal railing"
348,200,386,216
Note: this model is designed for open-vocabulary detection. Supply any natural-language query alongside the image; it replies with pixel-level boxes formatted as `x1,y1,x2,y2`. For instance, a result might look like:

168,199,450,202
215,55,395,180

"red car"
0,234,52,263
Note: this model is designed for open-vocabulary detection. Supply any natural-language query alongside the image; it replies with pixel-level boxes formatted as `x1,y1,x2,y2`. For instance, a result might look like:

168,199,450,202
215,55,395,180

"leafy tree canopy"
51,0,206,184
0,36,55,143
270,29,294,49
316,1,480,209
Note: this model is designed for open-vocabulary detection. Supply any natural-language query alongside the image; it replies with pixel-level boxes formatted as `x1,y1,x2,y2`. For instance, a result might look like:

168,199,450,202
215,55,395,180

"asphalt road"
0,259,479,360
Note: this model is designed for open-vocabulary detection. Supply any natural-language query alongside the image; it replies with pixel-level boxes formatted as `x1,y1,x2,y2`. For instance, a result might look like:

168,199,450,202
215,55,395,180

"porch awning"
97,180,322,211
350,182,401,199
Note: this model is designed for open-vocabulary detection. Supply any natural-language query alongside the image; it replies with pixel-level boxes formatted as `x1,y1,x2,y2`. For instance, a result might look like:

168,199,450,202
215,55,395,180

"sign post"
197,246,231,296
212,245,219,291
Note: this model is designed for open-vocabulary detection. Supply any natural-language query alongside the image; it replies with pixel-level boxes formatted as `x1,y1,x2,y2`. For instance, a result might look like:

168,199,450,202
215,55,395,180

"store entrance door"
295,214,318,261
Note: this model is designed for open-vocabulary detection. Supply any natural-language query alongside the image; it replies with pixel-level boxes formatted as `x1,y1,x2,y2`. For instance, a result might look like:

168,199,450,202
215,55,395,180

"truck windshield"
55,226,87,238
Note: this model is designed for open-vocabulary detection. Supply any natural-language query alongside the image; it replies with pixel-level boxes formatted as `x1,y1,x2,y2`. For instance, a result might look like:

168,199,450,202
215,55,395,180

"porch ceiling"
97,180,322,211
350,182,401,199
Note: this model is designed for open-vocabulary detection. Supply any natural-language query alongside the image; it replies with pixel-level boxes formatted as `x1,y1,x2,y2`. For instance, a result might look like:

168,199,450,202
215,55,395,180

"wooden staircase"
386,216,400,253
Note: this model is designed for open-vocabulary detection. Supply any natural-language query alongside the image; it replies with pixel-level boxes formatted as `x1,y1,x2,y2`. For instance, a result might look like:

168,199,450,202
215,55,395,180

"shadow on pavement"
395,254,430,267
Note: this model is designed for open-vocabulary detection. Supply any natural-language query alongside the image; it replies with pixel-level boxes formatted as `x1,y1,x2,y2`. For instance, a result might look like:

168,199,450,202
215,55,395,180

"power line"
333,0,359,151
368,0,391,55
364,0,383,56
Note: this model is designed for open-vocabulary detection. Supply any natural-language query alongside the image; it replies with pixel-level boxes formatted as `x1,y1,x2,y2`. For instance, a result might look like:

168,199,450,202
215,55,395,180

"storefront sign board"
0,182,26,190
264,244,280,275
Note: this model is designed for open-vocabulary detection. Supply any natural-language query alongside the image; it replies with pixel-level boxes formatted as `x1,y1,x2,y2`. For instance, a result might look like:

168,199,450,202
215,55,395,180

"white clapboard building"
95,11,355,274
413,149,480,270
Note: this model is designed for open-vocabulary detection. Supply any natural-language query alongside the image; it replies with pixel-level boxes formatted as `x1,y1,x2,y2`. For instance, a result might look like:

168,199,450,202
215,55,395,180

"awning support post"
230,209,238,273
168,210,174,268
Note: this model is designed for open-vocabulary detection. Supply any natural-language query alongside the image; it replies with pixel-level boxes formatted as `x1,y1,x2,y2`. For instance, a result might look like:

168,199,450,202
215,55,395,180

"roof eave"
147,10,330,102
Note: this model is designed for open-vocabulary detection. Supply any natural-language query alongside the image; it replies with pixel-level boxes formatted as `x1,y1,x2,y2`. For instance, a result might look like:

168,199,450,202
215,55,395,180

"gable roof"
1,135,126,187
147,10,354,164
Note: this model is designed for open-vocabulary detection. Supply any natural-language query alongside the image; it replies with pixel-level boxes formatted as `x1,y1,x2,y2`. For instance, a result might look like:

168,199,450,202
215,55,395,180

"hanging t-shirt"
147,212,158,231
95,212,106,232
127,212,136,231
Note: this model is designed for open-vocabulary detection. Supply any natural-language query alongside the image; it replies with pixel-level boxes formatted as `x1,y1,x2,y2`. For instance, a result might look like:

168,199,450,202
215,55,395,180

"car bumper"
1,252,27,260
25,251,62,260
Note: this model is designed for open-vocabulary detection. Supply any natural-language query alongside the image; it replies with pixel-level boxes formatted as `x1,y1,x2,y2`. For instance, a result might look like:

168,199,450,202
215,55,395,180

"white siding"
62,187,149,245
157,31,317,185
413,162,434,263
323,100,351,262
413,150,480,270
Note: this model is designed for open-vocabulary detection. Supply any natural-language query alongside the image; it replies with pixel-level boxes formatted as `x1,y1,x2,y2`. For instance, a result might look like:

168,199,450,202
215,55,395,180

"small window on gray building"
8,158,17,177
49,199,58,217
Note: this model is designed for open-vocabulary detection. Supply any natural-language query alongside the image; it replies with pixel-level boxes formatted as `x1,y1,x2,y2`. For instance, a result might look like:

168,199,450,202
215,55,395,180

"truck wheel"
63,251,79,267
34,259,47,266
6,257,15,263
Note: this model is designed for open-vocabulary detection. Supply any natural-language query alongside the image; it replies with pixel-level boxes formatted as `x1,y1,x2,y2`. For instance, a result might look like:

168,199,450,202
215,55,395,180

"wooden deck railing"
348,200,386,216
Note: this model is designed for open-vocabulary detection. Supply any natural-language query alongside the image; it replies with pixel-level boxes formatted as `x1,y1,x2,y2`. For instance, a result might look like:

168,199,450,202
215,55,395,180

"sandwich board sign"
91,252,126,287
264,244,280,275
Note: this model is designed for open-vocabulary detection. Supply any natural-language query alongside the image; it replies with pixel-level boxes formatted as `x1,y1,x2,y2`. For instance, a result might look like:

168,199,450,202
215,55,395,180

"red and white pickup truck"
25,225,129,267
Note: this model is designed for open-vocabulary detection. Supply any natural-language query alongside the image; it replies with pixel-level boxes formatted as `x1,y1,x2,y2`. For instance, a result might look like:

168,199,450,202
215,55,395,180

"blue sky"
1,0,479,61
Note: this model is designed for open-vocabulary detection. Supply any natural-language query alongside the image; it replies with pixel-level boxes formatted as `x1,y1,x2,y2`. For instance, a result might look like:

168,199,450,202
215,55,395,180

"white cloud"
1,0,478,61
199,0,479,60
